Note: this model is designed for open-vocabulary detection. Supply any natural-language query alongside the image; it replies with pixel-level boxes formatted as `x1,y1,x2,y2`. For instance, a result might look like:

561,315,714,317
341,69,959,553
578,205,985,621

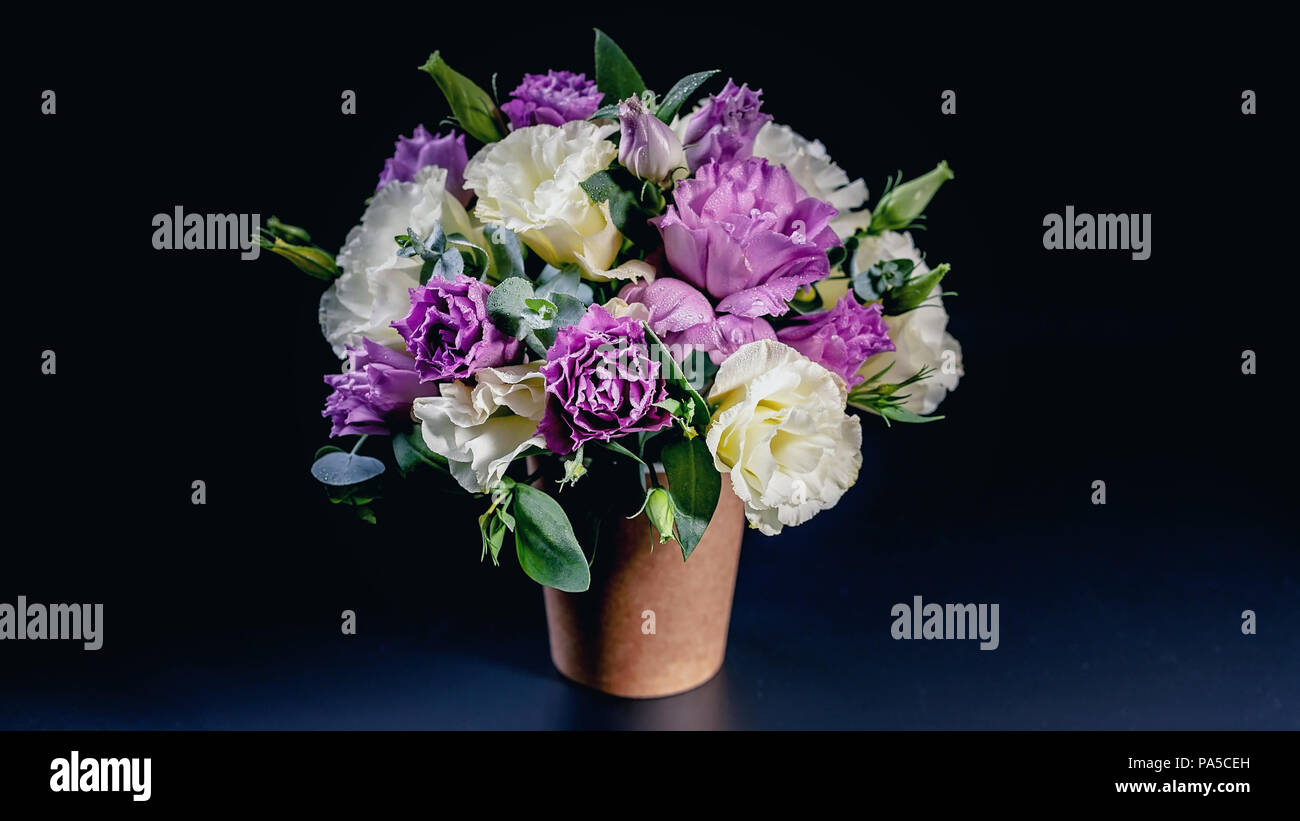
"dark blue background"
7,11,1295,729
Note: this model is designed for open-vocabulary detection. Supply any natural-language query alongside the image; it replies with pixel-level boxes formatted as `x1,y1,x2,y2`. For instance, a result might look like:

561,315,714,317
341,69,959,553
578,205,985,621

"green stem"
350,434,369,456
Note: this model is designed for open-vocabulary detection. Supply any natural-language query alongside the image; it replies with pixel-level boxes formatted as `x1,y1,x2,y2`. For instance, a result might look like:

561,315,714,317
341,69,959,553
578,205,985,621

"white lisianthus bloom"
411,363,547,494
464,121,652,281
705,340,863,536
852,231,963,415
320,166,479,357
752,122,871,238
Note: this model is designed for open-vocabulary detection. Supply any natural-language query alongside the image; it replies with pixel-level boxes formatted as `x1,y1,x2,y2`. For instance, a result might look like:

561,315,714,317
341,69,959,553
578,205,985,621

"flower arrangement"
264,31,963,593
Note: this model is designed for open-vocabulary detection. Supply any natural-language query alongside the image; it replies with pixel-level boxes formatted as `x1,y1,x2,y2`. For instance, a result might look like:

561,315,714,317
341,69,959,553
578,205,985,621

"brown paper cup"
543,479,745,699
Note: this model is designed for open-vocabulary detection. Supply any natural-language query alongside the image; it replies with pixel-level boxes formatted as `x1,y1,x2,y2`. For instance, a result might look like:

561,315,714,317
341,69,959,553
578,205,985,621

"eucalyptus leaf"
485,225,526,281
511,483,591,591
428,246,465,283
447,233,490,275
535,266,593,303
419,51,505,144
593,29,646,104
311,451,386,487
661,436,720,560
485,276,544,339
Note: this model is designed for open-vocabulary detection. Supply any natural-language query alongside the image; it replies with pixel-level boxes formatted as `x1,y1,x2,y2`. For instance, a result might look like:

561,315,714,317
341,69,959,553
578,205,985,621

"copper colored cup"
543,480,745,699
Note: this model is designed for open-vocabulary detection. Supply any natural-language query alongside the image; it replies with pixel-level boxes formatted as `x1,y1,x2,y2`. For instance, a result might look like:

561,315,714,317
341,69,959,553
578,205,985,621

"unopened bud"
618,96,688,187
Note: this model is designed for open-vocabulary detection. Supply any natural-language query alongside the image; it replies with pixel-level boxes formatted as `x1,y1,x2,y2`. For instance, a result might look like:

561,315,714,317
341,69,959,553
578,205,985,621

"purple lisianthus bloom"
618,277,722,355
322,338,438,437
391,274,521,382
501,71,603,130
680,79,772,171
653,157,842,319
776,294,895,386
536,305,674,455
713,315,777,365
376,125,470,205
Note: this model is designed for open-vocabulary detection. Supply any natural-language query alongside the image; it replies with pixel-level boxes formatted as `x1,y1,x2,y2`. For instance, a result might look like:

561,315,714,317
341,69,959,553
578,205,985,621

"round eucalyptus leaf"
310,451,386,486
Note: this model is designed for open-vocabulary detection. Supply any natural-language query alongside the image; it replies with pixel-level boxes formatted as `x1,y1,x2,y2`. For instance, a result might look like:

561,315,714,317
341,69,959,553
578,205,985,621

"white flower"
752,122,871,238
464,121,651,281
319,166,477,357
705,340,862,535
600,296,652,324
852,231,962,415
411,363,547,494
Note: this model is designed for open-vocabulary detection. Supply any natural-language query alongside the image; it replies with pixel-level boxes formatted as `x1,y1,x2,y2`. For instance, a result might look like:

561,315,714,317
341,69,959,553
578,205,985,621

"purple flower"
776,295,895,386
713,315,776,365
322,339,439,437
501,71,603,130
653,157,842,319
376,126,470,205
391,274,521,382
680,79,772,171
618,95,687,185
618,277,721,354
536,305,674,455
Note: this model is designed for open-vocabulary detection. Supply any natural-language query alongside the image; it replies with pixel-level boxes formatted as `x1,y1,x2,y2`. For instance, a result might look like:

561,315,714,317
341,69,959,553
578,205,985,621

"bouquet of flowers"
264,30,963,593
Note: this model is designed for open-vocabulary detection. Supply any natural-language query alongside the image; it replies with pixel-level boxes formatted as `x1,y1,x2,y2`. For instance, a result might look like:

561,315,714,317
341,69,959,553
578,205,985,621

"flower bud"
643,486,676,544
259,235,339,281
265,215,313,244
869,161,954,233
618,96,687,187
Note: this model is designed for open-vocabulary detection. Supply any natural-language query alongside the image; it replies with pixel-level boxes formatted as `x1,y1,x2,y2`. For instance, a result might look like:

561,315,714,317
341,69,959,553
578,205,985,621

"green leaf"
531,293,587,351
419,51,505,144
392,425,449,477
587,103,621,121
524,297,558,322
661,436,720,560
655,69,719,123
642,325,710,430
579,169,621,203
511,483,591,591
595,438,648,469
313,445,345,462
593,29,646,104
879,405,945,424
581,167,661,251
